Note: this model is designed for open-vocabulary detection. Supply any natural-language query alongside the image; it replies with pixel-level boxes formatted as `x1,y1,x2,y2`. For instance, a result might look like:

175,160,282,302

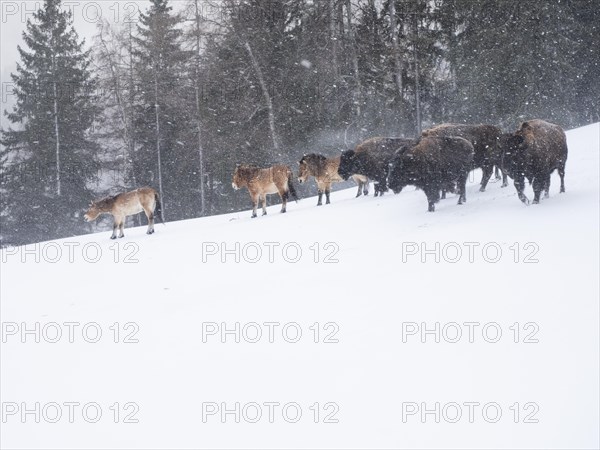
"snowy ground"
1,123,599,449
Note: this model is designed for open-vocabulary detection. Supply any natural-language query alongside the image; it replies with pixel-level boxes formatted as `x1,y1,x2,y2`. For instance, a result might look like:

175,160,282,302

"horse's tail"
287,169,299,202
154,191,165,225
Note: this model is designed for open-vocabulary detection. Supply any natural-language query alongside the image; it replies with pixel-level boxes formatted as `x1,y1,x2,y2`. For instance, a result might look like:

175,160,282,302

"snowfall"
1,123,598,449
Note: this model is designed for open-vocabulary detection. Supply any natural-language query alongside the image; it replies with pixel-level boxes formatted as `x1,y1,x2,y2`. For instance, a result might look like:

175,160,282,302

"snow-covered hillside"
1,123,598,449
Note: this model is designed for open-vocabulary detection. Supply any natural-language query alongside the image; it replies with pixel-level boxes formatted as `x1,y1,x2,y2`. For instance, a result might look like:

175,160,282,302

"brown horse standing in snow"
297,153,369,206
84,187,163,239
232,164,299,218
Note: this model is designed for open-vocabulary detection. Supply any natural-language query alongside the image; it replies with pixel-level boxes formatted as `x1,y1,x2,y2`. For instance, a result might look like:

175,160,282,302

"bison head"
498,133,525,178
338,150,359,181
388,146,414,194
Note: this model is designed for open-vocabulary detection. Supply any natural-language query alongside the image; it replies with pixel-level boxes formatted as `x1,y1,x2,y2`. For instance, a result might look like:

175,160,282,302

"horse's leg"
559,161,566,193
145,207,155,234
251,192,259,218
325,182,331,204
262,193,268,216
278,189,287,214
110,218,118,240
113,216,125,239
317,181,324,206
363,178,369,196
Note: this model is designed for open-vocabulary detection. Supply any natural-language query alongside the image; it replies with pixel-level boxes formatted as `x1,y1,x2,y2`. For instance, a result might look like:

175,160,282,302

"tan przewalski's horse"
298,153,369,206
232,164,299,218
84,187,163,239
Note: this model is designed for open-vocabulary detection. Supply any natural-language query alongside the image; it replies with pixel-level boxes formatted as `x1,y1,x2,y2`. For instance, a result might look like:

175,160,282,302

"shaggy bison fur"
388,136,475,212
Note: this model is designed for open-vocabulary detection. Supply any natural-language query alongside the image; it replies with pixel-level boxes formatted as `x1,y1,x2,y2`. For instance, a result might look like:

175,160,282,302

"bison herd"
234,119,568,216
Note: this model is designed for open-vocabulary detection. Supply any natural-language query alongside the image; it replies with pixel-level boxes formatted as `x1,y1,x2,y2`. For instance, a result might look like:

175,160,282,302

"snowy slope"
1,123,598,449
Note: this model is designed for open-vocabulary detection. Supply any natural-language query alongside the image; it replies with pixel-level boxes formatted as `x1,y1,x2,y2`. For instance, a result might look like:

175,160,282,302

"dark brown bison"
422,123,505,191
499,119,568,205
388,137,475,212
338,137,416,196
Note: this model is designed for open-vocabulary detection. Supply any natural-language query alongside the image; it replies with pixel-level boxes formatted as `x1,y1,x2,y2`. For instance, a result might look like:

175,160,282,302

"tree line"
1,0,598,246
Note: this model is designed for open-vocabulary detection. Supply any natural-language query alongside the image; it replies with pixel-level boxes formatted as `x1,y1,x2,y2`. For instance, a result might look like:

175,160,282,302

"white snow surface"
1,123,599,449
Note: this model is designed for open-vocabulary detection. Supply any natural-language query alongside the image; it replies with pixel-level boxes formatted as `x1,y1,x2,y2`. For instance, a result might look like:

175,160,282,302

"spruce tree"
1,0,100,245
132,0,197,221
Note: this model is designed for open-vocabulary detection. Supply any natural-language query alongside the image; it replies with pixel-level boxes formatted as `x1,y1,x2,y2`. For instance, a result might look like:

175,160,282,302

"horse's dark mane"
300,153,327,164
93,194,119,209
236,164,262,179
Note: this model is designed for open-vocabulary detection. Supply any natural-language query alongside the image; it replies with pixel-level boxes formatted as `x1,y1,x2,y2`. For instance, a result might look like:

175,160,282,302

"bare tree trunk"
127,22,137,188
345,0,362,125
154,70,165,220
243,40,280,155
338,1,345,37
328,0,342,122
224,0,279,156
193,0,206,215
413,13,422,135
52,51,61,196
329,0,340,81
208,172,214,215
389,0,404,106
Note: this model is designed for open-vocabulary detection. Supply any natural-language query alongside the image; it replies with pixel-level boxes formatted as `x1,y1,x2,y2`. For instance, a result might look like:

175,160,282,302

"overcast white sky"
0,0,207,129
